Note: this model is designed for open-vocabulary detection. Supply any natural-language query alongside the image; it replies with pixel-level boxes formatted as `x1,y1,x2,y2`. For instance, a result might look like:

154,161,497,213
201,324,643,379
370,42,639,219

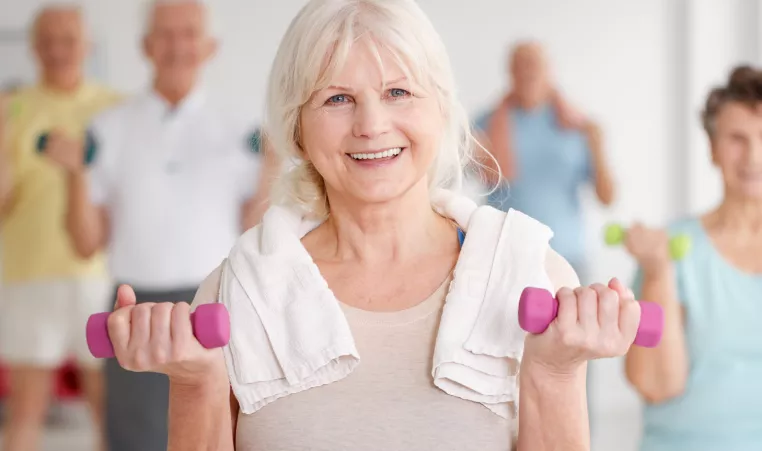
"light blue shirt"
475,103,592,270
632,217,762,451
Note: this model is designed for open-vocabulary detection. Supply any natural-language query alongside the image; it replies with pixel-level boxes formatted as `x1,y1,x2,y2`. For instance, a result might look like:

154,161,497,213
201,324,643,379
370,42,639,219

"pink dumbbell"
86,303,231,359
518,287,664,348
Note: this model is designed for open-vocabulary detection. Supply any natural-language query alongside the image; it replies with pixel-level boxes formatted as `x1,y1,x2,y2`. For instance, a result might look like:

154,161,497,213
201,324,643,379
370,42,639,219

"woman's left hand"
523,277,641,376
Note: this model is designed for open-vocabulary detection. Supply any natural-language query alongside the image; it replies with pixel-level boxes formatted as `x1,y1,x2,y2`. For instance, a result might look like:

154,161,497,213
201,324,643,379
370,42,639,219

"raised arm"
0,93,17,219
517,249,640,451
623,224,688,403
106,265,237,451
583,121,615,206
42,129,109,257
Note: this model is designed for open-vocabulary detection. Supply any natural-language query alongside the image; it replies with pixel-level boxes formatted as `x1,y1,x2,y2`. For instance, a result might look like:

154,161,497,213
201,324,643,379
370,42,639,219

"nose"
352,97,391,140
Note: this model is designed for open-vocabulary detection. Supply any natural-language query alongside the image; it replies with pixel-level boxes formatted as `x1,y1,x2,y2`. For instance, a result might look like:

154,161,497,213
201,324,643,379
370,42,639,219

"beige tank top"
235,274,514,450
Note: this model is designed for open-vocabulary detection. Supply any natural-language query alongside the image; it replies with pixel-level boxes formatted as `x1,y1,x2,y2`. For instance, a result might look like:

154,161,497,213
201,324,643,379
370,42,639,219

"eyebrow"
325,76,409,92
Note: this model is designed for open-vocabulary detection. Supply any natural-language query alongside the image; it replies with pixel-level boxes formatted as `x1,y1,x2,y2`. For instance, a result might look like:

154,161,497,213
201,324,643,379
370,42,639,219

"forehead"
511,44,546,67
716,101,762,129
322,39,412,89
35,10,83,37
150,2,206,30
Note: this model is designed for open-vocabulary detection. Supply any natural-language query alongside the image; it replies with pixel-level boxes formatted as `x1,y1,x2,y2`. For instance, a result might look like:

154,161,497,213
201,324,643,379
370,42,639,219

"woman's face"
299,40,443,208
712,102,762,200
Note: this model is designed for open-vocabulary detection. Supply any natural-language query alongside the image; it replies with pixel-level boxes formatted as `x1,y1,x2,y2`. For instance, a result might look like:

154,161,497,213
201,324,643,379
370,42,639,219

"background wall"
1,0,760,449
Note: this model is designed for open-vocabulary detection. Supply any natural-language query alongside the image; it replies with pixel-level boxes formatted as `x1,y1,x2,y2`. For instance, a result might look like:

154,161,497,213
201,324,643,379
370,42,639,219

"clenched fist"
107,285,225,385
523,278,641,375
42,129,85,173
623,223,672,273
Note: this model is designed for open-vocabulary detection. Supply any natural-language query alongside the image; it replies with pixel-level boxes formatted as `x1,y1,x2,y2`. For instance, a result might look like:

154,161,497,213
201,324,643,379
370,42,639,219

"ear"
204,37,218,61
141,35,151,60
709,139,720,166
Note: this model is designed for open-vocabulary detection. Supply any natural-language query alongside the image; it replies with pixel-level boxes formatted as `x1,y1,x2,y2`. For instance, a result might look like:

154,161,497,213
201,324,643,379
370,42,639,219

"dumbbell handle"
605,223,691,261
85,303,231,359
518,287,664,348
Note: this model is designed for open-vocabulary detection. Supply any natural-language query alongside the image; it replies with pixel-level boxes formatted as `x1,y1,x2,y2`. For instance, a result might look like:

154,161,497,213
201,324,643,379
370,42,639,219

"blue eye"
389,88,410,97
327,94,348,104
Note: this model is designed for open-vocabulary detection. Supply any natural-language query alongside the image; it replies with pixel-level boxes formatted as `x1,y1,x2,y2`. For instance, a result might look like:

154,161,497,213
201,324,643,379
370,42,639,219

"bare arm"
624,264,688,403
66,171,109,258
518,360,588,451
516,249,588,451
167,266,237,450
0,93,15,219
168,367,235,451
584,121,615,206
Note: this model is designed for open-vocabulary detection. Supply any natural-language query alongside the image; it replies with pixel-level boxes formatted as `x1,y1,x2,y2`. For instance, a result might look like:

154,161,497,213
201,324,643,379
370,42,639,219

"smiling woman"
101,1,644,450
265,0,471,219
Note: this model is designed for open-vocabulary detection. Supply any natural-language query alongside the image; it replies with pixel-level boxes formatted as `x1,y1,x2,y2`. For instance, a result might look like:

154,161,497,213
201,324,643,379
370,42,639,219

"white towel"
219,189,554,419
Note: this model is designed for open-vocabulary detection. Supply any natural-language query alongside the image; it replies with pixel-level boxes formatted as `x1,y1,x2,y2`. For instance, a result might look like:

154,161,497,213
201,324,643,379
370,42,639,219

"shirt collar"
145,86,206,121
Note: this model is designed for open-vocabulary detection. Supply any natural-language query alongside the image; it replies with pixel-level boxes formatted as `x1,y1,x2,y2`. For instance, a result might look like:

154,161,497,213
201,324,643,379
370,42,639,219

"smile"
348,147,404,160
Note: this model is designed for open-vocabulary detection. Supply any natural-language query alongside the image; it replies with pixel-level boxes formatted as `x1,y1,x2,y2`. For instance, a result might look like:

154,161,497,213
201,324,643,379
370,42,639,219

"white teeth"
349,147,403,160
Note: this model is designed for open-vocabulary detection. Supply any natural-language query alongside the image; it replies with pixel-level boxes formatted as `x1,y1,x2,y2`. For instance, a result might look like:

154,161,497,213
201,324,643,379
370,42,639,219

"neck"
323,182,452,264
153,77,195,106
710,194,762,233
514,92,549,111
42,72,82,93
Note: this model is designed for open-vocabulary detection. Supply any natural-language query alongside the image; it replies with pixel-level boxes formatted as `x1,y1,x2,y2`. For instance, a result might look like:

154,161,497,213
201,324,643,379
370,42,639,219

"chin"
346,180,423,206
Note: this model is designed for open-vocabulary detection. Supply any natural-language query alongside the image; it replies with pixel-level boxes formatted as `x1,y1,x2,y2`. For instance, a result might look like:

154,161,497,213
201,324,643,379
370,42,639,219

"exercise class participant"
0,6,120,451
43,1,264,450
474,41,615,283
102,1,642,450
625,65,762,451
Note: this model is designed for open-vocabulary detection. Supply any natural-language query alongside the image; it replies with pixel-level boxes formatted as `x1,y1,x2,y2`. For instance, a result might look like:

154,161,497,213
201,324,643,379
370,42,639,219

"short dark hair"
702,65,762,138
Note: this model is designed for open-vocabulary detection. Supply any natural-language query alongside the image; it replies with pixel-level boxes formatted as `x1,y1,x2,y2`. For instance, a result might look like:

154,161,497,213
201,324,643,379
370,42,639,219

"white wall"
0,1,759,450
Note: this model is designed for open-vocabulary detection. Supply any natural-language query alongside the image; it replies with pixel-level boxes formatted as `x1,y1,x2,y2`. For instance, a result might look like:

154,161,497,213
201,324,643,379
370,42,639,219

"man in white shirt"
43,1,271,450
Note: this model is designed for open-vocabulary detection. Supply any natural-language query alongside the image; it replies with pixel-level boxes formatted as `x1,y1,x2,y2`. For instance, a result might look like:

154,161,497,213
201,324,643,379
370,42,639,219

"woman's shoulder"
190,262,224,310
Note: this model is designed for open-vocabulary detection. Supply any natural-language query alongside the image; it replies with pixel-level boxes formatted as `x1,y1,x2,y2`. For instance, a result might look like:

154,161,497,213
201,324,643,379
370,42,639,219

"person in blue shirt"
624,65,762,451
474,41,615,282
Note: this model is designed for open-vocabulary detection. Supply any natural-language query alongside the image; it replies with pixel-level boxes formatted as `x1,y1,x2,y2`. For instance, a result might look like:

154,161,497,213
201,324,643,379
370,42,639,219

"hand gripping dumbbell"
518,287,664,348
604,223,691,261
36,131,98,166
86,303,231,359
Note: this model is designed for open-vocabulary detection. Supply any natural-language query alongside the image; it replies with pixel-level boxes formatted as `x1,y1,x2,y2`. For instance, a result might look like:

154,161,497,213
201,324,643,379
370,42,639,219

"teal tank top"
632,217,762,451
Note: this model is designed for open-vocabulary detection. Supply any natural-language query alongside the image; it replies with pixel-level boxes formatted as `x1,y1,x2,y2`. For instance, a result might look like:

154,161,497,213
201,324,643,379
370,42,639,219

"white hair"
265,0,480,219
141,0,216,36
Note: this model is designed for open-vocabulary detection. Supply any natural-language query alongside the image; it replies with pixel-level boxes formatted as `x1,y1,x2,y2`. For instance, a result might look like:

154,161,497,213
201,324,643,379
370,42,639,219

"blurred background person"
625,65,762,451
0,6,121,451
474,41,615,283
42,1,266,450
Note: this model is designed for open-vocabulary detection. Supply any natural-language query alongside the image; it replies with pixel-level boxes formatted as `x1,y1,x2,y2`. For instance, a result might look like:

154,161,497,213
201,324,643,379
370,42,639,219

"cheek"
300,111,350,163
714,144,744,171
401,104,443,156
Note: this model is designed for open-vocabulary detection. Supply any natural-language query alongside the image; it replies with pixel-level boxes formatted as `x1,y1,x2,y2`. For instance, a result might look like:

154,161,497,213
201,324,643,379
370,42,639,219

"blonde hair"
265,0,480,219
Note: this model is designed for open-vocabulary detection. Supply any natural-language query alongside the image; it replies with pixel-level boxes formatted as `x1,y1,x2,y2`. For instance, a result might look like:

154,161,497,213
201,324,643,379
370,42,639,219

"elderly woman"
105,1,641,450
625,66,762,451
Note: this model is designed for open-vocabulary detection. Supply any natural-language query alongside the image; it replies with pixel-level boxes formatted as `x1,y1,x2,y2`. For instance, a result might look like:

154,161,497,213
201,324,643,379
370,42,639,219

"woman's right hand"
107,285,225,385
623,223,672,273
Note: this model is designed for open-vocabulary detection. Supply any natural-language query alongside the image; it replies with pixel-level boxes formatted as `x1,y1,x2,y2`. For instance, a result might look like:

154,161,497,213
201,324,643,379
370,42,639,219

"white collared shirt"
87,89,261,290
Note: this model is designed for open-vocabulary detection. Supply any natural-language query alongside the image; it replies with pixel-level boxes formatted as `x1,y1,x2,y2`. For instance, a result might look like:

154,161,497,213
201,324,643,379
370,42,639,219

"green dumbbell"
604,223,692,260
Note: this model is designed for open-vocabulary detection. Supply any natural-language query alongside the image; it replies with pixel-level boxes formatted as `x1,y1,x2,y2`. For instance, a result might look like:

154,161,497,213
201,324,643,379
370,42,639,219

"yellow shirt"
1,83,122,283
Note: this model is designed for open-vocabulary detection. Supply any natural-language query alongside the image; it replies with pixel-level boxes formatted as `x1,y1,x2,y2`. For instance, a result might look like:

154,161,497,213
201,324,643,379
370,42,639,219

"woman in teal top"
624,65,762,451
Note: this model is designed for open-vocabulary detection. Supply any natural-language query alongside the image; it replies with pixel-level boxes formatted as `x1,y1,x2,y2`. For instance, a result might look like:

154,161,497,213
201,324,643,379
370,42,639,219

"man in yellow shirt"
0,6,121,451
